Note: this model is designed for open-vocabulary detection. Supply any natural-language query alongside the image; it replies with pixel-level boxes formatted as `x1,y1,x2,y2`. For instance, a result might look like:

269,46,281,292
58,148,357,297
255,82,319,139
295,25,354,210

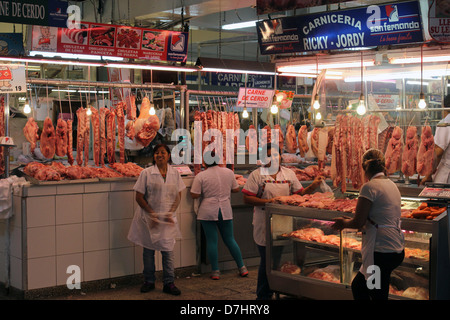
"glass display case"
265,202,450,300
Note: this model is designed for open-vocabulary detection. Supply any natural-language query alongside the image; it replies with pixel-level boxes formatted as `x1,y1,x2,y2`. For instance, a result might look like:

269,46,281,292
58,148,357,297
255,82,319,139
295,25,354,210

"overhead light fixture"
278,72,342,80
316,111,322,120
357,52,367,116
106,62,197,72
270,104,278,114
389,55,450,64
86,106,92,116
222,20,261,30
277,60,374,73
313,94,320,109
23,101,31,114
242,107,249,118
418,45,426,109
0,56,104,67
196,57,276,75
149,104,156,115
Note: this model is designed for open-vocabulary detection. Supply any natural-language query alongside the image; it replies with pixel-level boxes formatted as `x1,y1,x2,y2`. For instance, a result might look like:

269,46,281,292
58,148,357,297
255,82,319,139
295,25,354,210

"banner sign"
429,0,450,43
256,1,423,54
0,0,68,28
0,64,26,93
236,87,274,109
210,73,274,88
30,21,189,62
274,90,295,109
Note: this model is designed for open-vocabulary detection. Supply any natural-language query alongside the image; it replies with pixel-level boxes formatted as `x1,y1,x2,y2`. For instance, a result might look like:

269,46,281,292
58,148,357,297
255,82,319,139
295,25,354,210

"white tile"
109,219,133,249
56,184,84,195
27,226,55,259
83,192,108,222
10,256,23,290
110,181,135,191
10,225,22,259
10,195,22,227
180,238,197,268
110,247,135,278
83,221,109,252
26,196,55,227
178,189,193,213
26,185,57,197
134,245,143,274
84,183,110,193
56,224,83,255
56,253,83,286
109,191,134,220
27,256,56,289
83,250,109,281
56,194,83,225
179,211,196,240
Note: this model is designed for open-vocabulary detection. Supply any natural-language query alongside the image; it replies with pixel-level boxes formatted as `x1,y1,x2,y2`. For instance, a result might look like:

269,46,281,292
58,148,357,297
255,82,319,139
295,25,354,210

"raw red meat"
106,110,116,164
126,94,137,120
76,107,89,166
285,124,297,153
115,102,125,163
23,117,40,153
401,126,418,177
135,115,160,147
297,125,309,157
417,125,435,177
40,117,56,159
91,108,101,166
67,120,74,165
99,107,109,166
55,118,68,157
385,126,403,175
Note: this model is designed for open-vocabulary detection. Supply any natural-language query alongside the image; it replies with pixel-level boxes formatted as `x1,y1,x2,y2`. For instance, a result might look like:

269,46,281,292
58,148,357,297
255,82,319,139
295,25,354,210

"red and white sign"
237,87,274,109
30,22,188,62
429,0,450,43
372,94,399,109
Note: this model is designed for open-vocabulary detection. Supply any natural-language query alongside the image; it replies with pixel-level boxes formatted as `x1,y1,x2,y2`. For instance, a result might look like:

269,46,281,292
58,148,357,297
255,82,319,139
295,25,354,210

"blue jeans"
257,245,272,300
200,210,245,271
143,247,175,285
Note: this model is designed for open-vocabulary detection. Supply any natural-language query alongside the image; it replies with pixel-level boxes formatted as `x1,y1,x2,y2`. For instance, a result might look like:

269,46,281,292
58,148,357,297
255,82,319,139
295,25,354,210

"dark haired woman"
332,148,404,300
190,151,247,280
128,144,186,295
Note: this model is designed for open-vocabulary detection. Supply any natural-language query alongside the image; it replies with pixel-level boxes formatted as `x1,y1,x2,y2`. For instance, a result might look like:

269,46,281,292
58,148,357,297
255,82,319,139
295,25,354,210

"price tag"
419,187,450,200
0,64,26,93
173,166,193,176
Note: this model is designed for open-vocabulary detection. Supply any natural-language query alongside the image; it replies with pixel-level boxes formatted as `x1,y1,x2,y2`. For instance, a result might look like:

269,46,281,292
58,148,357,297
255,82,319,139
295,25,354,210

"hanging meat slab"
401,126,418,177
55,118,68,157
285,124,297,154
40,117,56,159
126,94,137,120
297,125,309,157
91,107,101,166
23,117,40,153
385,126,403,175
66,119,74,165
116,102,125,163
76,107,88,166
106,110,116,164
100,107,110,166
417,125,435,177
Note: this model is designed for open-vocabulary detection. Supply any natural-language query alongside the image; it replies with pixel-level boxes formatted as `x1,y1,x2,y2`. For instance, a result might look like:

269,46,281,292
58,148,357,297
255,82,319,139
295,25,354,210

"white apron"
359,218,403,279
128,169,181,251
433,160,450,184
253,170,292,247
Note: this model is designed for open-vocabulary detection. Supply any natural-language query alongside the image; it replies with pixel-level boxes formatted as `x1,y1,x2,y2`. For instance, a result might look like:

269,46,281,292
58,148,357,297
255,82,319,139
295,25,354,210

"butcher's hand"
418,175,432,186
310,176,324,190
331,216,351,231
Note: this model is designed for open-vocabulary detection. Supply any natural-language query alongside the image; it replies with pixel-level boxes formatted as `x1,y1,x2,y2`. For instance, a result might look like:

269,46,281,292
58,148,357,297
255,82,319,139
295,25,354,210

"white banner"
236,87,274,109
0,64,26,93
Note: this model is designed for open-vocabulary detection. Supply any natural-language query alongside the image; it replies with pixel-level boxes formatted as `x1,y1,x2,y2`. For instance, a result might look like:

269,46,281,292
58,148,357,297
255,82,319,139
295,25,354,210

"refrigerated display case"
265,197,450,300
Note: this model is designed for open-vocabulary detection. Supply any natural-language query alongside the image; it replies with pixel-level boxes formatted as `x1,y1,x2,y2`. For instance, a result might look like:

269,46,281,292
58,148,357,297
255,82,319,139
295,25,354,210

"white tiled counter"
0,178,197,294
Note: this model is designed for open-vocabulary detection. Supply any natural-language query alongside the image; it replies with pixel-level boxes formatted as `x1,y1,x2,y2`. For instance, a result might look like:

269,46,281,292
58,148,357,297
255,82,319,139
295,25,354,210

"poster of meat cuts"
30,22,189,62
0,64,26,93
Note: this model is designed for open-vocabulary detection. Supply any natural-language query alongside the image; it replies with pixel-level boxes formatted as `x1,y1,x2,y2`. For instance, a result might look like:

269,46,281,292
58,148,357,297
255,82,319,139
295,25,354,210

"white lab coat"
433,113,450,184
190,166,239,221
127,164,186,251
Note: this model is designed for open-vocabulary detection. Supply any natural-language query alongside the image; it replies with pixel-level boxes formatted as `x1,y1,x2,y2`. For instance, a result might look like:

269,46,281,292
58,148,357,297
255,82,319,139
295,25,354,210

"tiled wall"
0,180,197,291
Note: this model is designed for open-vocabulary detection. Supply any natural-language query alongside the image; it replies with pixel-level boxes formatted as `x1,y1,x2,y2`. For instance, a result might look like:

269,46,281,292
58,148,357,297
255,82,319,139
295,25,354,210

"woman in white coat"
128,144,186,295
190,152,248,280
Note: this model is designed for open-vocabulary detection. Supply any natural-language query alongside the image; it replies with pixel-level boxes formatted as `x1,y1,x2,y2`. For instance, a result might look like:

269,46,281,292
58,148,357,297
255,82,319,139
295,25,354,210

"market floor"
41,266,263,300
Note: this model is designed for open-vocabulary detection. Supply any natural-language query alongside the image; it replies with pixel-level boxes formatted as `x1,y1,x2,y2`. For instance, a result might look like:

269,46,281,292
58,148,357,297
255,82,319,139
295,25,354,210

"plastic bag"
319,179,333,193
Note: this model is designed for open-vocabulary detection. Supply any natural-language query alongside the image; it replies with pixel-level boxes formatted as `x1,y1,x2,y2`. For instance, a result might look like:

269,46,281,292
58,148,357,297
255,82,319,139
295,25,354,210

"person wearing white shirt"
190,154,248,280
128,144,185,295
242,143,323,300
420,95,450,185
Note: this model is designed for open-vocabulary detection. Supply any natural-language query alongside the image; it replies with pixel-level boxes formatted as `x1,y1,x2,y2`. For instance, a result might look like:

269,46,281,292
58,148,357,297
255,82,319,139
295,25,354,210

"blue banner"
256,1,424,54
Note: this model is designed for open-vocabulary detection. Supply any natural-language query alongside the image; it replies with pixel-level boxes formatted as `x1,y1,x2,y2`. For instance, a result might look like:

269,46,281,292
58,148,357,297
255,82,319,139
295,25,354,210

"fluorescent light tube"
390,55,450,64
107,63,196,72
222,20,260,30
201,67,276,75
29,51,124,61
